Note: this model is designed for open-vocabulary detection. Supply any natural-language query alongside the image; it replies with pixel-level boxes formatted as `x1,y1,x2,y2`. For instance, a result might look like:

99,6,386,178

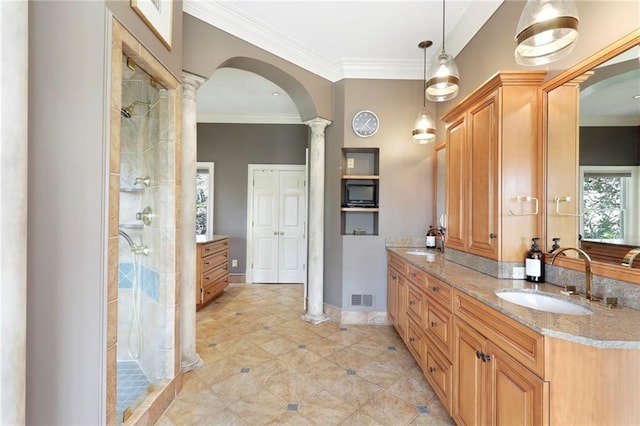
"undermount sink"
406,250,429,255
496,290,593,315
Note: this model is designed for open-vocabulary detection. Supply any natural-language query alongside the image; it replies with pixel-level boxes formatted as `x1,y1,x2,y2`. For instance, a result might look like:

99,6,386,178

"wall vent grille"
350,293,374,308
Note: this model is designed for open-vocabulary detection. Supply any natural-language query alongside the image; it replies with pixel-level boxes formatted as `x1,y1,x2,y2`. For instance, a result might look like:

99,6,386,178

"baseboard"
323,303,391,325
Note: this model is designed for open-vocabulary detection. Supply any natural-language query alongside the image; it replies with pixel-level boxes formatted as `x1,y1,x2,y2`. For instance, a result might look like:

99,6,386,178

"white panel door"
278,171,306,283
252,170,279,282
251,167,306,283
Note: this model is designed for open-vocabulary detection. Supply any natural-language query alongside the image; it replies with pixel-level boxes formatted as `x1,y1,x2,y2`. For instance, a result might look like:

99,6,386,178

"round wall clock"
352,110,379,137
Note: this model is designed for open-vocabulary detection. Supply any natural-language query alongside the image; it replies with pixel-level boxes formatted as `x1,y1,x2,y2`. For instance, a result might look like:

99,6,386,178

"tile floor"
157,283,454,425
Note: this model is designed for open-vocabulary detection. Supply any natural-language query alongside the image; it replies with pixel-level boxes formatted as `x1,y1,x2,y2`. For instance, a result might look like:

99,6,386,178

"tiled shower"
116,56,173,422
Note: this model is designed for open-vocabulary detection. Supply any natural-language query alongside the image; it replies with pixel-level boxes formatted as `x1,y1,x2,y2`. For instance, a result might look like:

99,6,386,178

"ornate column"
0,1,28,424
180,72,206,371
302,117,332,324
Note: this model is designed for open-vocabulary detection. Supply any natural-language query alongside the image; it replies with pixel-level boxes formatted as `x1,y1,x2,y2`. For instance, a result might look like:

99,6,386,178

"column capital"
181,71,207,99
304,117,332,132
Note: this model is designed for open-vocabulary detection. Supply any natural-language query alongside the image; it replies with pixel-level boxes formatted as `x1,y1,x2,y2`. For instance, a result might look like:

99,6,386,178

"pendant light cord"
441,0,446,54
422,46,427,108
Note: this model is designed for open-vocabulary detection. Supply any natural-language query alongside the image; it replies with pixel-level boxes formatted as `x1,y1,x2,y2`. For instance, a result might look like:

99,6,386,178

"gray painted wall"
28,2,108,423
197,123,309,275
330,78,435,311
580,127,640,165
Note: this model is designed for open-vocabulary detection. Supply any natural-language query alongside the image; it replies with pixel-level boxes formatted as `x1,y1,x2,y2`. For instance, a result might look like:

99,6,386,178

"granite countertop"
388,247,640,349
196,235,229,244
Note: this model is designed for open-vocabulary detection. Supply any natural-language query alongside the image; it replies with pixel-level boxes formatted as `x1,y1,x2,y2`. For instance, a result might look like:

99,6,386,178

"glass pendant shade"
515,0,579,66
411,109,436,144
426,52,460,102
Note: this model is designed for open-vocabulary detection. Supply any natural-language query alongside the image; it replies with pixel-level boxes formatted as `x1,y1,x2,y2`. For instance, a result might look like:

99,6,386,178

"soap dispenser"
425,226,437,249
525,237,545,283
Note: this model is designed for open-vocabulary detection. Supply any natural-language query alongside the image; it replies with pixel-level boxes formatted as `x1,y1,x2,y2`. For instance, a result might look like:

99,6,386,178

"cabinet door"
467,92,499,259
387,266,400,326
445,115,467,251
487,342,547,426
453,319,487,426
396,278,408,341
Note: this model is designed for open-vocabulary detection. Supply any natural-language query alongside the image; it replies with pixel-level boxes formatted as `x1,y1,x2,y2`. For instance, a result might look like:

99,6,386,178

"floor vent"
350,293,374,308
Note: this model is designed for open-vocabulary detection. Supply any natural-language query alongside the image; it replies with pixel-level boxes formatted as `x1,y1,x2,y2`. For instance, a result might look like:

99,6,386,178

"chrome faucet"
550,247,596,301
622,248,640,268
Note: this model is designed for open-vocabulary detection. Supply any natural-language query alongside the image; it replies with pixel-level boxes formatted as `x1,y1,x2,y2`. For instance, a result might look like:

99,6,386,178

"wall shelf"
341,148,380,236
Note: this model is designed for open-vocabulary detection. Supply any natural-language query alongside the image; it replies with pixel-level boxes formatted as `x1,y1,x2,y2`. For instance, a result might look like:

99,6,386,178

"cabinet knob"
476,350,482,359
409,337,415,342
429,366,437,373
431,321,437,327
432,286,439,292
409,300,415,305
392,274,397,280
490,233,497,239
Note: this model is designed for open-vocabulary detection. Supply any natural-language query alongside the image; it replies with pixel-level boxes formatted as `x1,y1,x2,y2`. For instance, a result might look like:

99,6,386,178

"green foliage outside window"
582,175,624,239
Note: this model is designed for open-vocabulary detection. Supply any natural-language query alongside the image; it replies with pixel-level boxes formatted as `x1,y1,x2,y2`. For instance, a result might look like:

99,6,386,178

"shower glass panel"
117,56,166,422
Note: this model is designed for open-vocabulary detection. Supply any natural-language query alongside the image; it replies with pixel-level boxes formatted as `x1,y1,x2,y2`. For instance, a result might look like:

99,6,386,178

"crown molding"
184,0,338,81
197,112,302,124
183,0,426,82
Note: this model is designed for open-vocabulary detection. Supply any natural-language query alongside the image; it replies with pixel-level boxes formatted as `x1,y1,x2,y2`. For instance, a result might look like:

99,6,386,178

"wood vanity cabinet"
196,237,229,310
453,290,547,426
387,253,454,413
442,71,546,261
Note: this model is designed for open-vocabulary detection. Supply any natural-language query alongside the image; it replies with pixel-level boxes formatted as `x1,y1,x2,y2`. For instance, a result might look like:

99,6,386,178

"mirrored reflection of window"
581,167,636,240
196,163,214,239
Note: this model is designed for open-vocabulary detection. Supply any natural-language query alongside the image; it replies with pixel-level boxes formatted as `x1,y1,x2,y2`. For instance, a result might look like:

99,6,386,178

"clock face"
352,110,379,137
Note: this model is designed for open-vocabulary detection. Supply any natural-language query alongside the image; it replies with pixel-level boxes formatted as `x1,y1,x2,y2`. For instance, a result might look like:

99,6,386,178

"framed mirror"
542,30,640,284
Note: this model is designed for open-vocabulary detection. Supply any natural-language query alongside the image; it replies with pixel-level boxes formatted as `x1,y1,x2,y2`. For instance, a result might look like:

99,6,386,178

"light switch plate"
347,158,355,169
231,259,238,268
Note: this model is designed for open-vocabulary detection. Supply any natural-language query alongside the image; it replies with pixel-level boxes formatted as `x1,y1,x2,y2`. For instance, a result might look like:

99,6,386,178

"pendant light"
515,0,579,66
412,40,436,144
426,0,459,102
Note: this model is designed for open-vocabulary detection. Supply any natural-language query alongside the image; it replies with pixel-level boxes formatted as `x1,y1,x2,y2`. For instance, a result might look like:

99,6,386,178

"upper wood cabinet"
442,71,546,262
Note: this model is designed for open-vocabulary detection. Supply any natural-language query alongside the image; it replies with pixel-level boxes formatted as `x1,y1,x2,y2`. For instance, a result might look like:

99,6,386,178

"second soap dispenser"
525,237,545,283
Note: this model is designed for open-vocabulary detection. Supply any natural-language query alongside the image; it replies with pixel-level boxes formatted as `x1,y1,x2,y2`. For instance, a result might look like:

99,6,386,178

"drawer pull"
429,366,437,373
411,272,417,278
432,286,439,292
409,300,415,305
490,233,497,239
431,321,437,327
476,350,482,359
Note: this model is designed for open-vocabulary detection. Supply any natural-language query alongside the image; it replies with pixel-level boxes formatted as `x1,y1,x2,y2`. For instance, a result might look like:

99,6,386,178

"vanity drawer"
426,300,453,360
201,249,228,272
425,275,452,309
388,252,406,273
424,341,453,413
406,317,426,365
201,238,229,257
407,282,426,325
406,263,429,290
202,263,229,287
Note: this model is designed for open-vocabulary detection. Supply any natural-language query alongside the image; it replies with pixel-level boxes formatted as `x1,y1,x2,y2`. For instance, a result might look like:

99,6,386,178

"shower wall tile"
108,299,118,348
106,344,116,424
109,108,121,175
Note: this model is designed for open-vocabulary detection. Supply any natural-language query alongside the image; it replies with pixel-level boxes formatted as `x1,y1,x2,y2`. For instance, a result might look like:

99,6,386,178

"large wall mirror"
543,30,640,284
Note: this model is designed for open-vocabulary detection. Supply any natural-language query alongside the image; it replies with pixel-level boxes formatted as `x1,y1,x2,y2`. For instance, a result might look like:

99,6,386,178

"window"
580,166,637,240
196,162,214,240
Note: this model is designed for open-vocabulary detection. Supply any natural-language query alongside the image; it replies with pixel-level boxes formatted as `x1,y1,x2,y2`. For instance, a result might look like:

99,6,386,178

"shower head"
121,100,150,118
